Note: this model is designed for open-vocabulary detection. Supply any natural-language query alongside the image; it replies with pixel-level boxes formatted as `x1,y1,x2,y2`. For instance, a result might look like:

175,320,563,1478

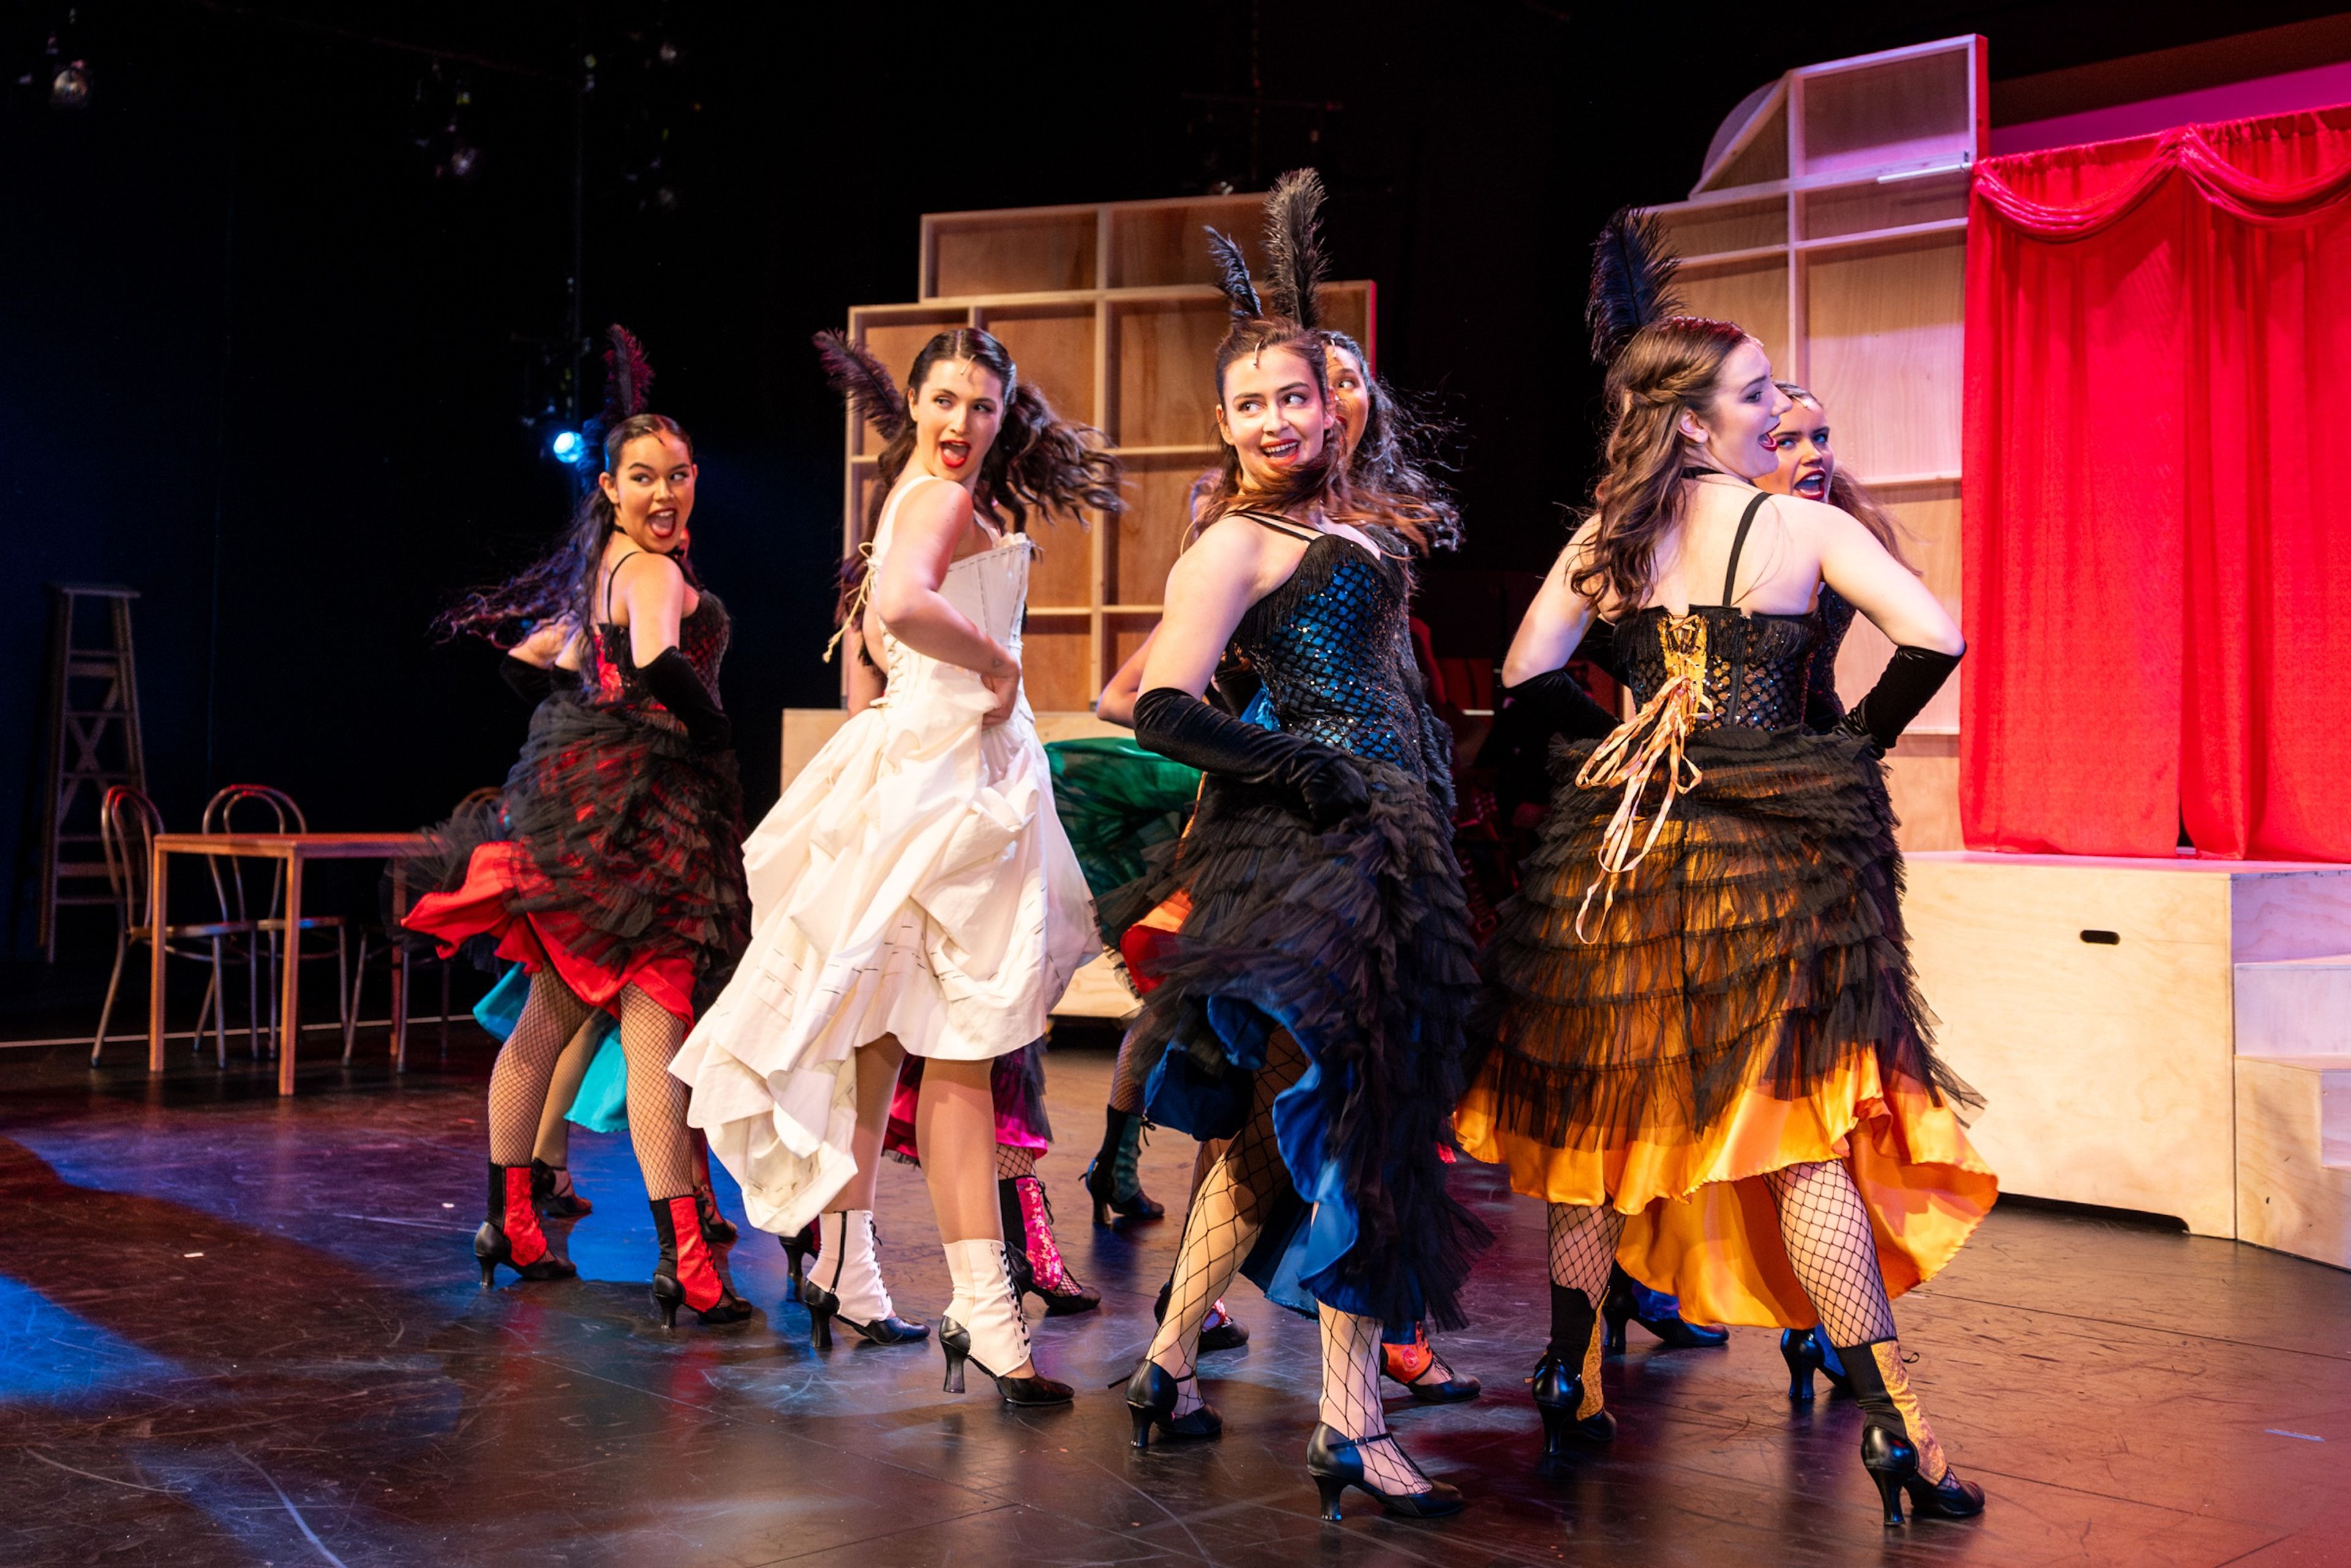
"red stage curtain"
1962,107,2351,859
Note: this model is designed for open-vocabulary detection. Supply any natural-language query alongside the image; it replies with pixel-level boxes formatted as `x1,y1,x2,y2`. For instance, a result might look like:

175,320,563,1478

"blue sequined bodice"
1232,533,1450,790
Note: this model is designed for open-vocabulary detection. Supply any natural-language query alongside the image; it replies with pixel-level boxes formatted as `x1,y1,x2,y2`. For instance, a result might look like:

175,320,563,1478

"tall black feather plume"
603,324,655,421
1261,167,1328,330
1586,206,1684,366
1204,227,1262,323
813,329,909,441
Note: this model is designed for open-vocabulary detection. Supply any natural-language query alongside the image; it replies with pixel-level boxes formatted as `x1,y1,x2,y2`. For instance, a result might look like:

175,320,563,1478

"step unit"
2236,955,2351,1059
2234,1053,2351,1269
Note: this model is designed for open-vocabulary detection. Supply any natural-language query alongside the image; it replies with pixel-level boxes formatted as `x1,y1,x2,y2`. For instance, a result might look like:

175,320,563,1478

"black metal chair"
91,786,258,1066
348,785,501,1068
201,784,353,1059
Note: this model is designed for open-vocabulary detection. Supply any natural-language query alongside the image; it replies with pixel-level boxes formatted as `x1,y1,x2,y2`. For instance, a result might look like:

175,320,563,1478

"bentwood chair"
347,785,502,1067
201,784,353,1058
92,786,258,1066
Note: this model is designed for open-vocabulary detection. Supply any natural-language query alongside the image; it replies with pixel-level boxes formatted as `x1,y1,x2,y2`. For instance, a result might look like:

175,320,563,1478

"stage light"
49,61,89,108
549,429,585,464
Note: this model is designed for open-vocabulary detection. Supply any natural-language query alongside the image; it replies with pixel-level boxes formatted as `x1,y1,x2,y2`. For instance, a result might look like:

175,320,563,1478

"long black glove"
1839,643,1962,755
637,648,733,754
498,655,557,707
1133,685,1367,827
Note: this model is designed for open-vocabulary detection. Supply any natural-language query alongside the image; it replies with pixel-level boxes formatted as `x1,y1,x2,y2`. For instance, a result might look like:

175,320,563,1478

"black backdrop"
2,0,2338,955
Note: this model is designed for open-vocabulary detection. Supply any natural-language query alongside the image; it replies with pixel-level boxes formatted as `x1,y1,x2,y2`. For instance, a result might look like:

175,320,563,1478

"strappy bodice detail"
1229,517,1444,785
1617,490,1821,733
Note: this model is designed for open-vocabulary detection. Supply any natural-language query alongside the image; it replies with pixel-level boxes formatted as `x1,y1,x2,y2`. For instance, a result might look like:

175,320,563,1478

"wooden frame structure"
838,193,1374,714
1648,35,1985,849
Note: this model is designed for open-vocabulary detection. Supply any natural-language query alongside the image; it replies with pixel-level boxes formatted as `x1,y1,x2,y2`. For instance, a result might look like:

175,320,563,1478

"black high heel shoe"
1152,1278,1250,1353
1125,1361,1222,1448
530,1159,593,1218
476,1162,577,1286
1779,1327,1854,1402
938,1319,1073,1406
804,1276,928,1348
474,1221,577,1286
1602,1274,1729,1352
1305,1424,1464,1522
1861,1426,1985,1526
779,1225,817,1303
1531,1351,1615,1457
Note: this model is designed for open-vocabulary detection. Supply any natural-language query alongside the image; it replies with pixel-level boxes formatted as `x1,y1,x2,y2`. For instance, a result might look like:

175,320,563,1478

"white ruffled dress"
672,475,1096,1234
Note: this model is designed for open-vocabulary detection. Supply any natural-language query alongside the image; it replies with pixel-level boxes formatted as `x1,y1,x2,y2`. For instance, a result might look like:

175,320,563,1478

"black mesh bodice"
589,591,731,708
1232,531,1448,790
1618,603,1821,732
1802,584,1858,731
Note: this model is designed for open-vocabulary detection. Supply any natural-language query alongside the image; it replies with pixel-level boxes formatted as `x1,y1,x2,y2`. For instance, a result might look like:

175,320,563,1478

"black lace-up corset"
1616,488,1824,733
590,590,731,708
1231,527,1438,782
1619,606,1820,731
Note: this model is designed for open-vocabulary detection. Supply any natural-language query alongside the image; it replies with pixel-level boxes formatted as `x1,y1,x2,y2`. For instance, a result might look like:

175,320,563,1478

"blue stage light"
549,429,585,464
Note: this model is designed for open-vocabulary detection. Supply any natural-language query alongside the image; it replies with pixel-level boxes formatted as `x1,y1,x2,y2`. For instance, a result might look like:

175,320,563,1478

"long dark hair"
1321,329,1462,552
830,326,1121,638
1772,380,1918,572
436,411,697,645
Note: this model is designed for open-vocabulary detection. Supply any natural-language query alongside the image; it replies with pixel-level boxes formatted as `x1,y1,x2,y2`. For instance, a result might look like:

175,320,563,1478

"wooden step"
2235,955,2351,1059
2234,1053,2351,1269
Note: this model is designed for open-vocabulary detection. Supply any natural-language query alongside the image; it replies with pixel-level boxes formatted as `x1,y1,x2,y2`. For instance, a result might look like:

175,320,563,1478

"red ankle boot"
476,1162,576,1286
650,1195,752,1327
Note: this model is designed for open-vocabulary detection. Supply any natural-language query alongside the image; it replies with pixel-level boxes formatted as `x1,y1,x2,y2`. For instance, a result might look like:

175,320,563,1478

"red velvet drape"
1962,107,2351,859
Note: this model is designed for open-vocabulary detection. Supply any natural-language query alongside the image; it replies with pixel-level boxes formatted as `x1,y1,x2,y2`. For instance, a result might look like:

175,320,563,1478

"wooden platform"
1907,852,2351,1267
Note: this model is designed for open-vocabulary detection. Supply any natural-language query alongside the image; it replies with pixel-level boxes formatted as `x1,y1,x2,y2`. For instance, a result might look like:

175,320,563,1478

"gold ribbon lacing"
822,539,880,664
1569,613,1714,943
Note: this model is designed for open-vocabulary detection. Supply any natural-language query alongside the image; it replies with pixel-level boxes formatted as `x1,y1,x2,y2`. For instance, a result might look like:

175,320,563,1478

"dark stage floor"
1,1032,2345,1567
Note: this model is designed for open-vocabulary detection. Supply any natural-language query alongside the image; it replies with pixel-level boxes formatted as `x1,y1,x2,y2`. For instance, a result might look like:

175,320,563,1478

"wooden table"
149,832,429,1095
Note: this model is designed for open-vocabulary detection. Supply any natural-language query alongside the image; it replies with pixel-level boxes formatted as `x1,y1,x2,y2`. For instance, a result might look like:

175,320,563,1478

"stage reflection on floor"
1,1035,2345,1568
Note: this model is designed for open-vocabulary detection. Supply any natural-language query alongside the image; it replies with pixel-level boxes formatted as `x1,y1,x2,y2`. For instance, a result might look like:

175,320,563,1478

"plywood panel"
1709,100,1790,190
1903,857,2239,1234
850,310,964,457
2232,873,2351,963
931,211,1097,297
1802,53,1971,176
1113,299,1228,448
1804,237,1963,480
1109,198,1265,288
1801,171,1967,240
1655,197,1786,257
1834,483,1960,730
1885,740,1959,853
1114,456,1214,606
980,304,1097,427
1109,612,1160,679
2235,1056,2351,1267
1318,282,1373,361
1024,520,1093,610
1673,258,1789,375
1021,616,1094,712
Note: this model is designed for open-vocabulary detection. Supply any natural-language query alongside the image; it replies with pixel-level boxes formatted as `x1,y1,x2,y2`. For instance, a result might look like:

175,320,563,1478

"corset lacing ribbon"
1569,613,1713,943
822,539,880,664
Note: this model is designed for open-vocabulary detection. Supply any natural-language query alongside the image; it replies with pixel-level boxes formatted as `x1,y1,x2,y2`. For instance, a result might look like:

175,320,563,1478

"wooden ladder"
35,584,145,961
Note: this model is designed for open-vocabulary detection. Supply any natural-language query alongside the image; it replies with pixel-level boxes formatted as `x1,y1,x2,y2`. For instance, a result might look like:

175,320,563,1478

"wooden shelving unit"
1649,35,1984,850
838,193,1375,713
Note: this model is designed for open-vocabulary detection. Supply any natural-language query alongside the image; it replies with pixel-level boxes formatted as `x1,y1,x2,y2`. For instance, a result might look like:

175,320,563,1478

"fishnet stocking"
1763,1160,1895,1346
995,1144,1038,1179
1146,1031,1303,1416
531,1016,603,1166
1108,1022,1152,1115
1319,1303,1430,1496
487,970,594,1165
613,986,696,1202
1545,1201,1625,1300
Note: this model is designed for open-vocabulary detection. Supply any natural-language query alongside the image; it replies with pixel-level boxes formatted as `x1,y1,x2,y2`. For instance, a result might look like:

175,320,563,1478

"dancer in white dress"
675,326,1118,1403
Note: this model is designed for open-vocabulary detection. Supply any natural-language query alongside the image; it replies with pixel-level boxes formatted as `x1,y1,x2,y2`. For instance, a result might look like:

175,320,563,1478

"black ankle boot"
1153,1277,1250,1353
779,1223,817,1302
530,1158,593,1218
477,1161,576,1286
1779,1327,1853,1401
1839,1339,1985,1525
648,1195,752,1328
1532,1283,1613,1457
1083,1108,1163,1225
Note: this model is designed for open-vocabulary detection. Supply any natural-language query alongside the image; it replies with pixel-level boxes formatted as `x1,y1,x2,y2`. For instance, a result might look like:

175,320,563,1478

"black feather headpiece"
1586,206,1683,367
1261,168,1328,331
1204,227,1262,324
813,329,910,441
602,324,655,422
